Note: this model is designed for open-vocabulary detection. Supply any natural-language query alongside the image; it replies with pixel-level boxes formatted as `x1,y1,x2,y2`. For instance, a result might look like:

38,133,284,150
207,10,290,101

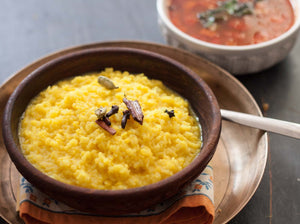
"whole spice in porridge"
123,97,144,125
165,109,175,118
95,107,107,119
95,106,112,133
102,116,111,126
121,110,131,129
95,119,116,135
106,105,119,117
97,76,119,89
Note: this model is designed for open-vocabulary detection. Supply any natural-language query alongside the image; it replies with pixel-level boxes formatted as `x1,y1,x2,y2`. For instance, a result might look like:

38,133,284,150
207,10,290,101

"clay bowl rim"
3,47,221,200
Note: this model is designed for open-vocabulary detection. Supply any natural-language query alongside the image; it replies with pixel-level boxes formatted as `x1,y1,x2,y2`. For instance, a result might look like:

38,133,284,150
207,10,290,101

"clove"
164,109,175,118
102,116,111,126
121,110,130,129
123,97,144,125
106,105,119,117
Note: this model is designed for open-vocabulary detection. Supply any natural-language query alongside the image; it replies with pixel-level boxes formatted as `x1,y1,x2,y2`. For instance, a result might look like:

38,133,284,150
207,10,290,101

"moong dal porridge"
19,68,202,190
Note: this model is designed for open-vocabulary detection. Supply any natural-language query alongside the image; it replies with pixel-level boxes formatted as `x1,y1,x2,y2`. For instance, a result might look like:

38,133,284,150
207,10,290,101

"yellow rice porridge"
19,68,202,190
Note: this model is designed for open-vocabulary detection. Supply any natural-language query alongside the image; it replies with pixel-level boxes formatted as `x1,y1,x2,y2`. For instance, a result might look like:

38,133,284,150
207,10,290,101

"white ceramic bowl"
157,0,300,75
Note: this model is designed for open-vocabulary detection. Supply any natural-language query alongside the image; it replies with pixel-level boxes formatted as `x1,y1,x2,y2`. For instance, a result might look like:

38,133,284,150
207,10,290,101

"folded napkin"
17,165,214,224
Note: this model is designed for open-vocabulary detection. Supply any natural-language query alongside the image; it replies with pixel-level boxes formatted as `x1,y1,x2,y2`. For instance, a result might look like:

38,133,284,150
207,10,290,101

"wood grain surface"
0,1,299,223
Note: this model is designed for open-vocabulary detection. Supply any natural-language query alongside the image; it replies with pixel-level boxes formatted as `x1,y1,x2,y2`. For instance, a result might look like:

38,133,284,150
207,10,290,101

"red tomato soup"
169,0,295,45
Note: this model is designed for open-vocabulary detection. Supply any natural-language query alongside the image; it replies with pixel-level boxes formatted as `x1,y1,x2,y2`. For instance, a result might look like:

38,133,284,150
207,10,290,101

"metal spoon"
221,109,300,139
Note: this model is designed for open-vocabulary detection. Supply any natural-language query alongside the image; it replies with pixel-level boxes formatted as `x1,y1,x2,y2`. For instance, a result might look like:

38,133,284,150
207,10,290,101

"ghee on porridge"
19,68,202,190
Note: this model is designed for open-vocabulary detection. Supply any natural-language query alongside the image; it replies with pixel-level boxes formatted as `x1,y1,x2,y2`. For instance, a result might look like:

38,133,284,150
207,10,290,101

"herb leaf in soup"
197,0,262,28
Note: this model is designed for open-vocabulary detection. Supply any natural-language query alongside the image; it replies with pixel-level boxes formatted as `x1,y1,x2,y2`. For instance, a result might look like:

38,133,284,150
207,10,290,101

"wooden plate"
0,41,268,224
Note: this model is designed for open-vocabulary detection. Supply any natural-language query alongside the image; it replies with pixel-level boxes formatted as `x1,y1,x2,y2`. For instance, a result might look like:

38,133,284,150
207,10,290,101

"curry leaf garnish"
197,0,262,28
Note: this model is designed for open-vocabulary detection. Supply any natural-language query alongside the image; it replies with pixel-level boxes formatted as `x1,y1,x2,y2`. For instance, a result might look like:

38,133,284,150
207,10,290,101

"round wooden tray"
0,41,268,224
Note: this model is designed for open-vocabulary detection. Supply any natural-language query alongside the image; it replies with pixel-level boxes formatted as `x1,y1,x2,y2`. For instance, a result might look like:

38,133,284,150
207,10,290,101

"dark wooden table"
0,1,299,223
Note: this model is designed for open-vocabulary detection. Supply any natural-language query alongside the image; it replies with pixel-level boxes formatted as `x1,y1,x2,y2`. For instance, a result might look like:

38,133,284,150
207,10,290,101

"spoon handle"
221,109,300,139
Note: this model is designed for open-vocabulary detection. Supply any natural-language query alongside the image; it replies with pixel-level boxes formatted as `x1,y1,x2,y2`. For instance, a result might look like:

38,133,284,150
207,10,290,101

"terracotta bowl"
2,47,221,215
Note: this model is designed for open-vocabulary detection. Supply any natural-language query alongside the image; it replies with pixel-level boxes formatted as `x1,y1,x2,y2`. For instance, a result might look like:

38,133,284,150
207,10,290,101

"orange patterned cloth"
17,166,214,224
